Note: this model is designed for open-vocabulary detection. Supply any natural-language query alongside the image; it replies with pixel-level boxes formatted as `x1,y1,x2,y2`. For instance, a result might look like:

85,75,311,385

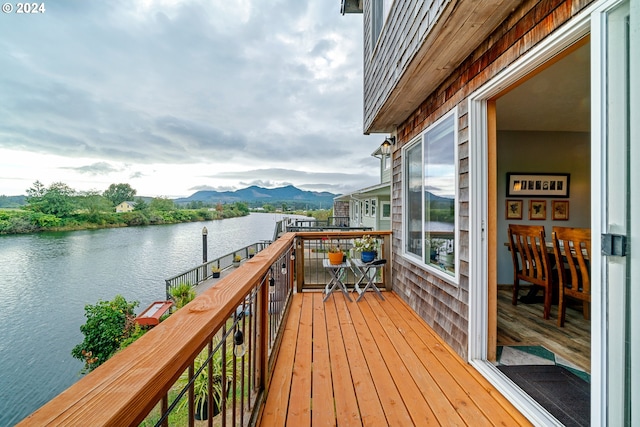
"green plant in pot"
354,235,378,262
170,282,196,310
176,337,235,420
211,265,221,278
232,254,242,267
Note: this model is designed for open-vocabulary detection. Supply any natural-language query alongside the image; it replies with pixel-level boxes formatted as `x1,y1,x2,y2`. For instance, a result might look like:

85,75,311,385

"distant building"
334,145,391,231
115,201,135,213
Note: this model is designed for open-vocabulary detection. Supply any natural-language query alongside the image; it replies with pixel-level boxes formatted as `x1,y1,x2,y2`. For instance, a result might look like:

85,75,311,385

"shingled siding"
389,0,594,359
363,0,451,132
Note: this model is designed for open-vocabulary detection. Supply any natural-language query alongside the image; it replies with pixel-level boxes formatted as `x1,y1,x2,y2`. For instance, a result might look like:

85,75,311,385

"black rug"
498,365,590,427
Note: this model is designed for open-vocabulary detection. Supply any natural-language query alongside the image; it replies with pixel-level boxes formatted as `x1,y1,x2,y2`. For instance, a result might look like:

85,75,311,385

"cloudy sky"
0,0,381,198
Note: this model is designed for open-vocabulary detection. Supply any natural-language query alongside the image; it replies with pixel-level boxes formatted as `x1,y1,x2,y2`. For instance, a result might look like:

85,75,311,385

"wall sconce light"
380,136,395,156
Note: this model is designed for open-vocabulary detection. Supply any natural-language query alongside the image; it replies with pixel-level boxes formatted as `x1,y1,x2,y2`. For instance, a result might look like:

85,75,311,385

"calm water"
0,213,295,426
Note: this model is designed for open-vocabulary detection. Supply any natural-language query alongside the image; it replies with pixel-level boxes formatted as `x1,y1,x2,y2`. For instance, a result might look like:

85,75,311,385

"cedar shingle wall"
363,0,450,132
333,201,349,219
388,0,593,358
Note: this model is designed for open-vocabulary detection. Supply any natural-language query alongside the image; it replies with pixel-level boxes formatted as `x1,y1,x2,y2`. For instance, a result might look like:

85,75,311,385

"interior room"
493,39,591,426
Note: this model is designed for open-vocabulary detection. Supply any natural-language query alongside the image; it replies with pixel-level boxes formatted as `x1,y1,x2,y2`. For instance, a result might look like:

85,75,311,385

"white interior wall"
496,130,590,284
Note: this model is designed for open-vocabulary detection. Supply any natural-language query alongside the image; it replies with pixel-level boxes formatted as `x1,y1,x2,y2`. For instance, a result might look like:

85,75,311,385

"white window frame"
401,108,459,284
380,201,391,219
371,0,393,54
364,199,370,216
371,199,377,217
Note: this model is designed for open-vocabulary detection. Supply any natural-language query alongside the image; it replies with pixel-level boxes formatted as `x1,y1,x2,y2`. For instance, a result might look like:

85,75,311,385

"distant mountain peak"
174,185,337,209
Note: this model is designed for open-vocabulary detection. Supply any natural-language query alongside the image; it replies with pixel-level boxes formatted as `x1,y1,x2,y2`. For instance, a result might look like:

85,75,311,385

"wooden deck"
259,292,531,426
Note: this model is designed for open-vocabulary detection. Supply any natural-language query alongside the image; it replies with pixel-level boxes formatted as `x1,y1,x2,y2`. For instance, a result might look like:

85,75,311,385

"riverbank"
0,204,250,235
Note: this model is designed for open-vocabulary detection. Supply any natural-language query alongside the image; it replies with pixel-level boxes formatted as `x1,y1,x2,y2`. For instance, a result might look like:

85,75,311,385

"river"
0,213,297,426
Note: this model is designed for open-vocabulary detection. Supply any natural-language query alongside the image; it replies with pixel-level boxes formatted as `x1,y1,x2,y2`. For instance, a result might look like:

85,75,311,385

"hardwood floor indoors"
496,286,591,374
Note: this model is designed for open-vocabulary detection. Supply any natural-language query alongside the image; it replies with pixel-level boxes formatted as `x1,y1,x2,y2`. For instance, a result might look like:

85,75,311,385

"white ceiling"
496,42,590,132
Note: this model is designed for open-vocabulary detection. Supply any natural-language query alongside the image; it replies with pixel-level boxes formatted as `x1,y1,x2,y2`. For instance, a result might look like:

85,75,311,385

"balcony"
18,231,530,426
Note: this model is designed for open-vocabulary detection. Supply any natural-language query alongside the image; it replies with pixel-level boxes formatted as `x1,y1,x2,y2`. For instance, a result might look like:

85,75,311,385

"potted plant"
169,282,196,309
176,337,235,420
327,243,344,265
211,265,221,278
232,254,242,267
354,235,378,262
248,247,256,258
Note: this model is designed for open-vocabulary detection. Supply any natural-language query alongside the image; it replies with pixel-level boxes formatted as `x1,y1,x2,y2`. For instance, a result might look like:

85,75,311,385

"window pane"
406,143,422,257
382,202,391,218
424,115,455,276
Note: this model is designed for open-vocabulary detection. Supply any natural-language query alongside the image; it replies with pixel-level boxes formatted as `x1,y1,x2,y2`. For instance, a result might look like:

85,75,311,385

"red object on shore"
135,301,173,326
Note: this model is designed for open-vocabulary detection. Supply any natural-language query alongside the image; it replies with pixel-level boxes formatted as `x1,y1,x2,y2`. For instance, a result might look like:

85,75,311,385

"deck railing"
17,230,390,426
164,241,271,299
18,234,296,427
294,231,392,292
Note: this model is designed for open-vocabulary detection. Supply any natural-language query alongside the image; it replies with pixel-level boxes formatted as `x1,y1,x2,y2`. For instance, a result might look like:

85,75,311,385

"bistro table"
322,258,353,302
351,258,386,302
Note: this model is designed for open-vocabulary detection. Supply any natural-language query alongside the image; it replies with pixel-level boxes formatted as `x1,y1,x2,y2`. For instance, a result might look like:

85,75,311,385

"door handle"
601,233,627,256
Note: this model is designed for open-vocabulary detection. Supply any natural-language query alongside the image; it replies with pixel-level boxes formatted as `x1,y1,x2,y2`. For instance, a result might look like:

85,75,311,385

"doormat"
498,365,590,427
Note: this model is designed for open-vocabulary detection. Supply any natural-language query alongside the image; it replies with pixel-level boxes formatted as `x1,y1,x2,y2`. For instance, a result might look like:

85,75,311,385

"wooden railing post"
295,238,304,293
382,233,392,291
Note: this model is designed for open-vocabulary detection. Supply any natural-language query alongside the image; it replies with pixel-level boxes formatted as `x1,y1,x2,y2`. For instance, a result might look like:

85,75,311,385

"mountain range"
174,185,338,209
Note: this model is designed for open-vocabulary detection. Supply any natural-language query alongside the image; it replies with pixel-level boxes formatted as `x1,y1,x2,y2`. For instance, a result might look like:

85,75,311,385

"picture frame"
529,200,547,220
505,199,523,219
506,173,570,197
552,200,570,220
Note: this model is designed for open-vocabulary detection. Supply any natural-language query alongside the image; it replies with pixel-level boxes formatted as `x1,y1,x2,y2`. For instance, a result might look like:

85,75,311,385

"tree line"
0,181,250,235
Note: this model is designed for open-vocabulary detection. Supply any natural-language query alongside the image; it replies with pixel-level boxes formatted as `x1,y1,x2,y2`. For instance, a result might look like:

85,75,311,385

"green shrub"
71,295,139,373
170,283,196,309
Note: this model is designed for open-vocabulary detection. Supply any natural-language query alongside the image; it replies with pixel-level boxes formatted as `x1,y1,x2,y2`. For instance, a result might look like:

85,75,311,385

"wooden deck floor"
259,292,531,426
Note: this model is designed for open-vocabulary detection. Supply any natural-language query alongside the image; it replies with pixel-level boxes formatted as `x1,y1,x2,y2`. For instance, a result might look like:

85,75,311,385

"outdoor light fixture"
233,329,246,357
281,262,287,275
380,136,395,156
269,276,275,288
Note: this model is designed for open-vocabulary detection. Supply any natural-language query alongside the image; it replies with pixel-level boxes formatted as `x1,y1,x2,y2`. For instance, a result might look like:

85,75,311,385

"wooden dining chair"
552,227,591,327
507,224,554,319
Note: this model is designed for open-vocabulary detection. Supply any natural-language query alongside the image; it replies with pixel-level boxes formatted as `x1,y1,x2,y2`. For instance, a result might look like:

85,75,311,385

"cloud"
63,162,122,176
0,0,379,197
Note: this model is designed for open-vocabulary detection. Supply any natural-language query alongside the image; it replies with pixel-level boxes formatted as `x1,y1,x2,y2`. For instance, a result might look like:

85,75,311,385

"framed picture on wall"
529,200,547,220
506,173,570,197
505,199,523,219
552,200,570,220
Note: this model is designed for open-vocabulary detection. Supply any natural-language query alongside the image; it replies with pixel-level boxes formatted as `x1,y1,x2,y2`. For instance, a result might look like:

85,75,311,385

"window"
403,110,457,280
353,200,360,225
371,199,377,217
364,199,370,216
371,0,393,51
381,202,391,219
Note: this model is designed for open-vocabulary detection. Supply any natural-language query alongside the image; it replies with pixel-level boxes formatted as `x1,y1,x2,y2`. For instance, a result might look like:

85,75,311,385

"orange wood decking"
259,292,532,426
